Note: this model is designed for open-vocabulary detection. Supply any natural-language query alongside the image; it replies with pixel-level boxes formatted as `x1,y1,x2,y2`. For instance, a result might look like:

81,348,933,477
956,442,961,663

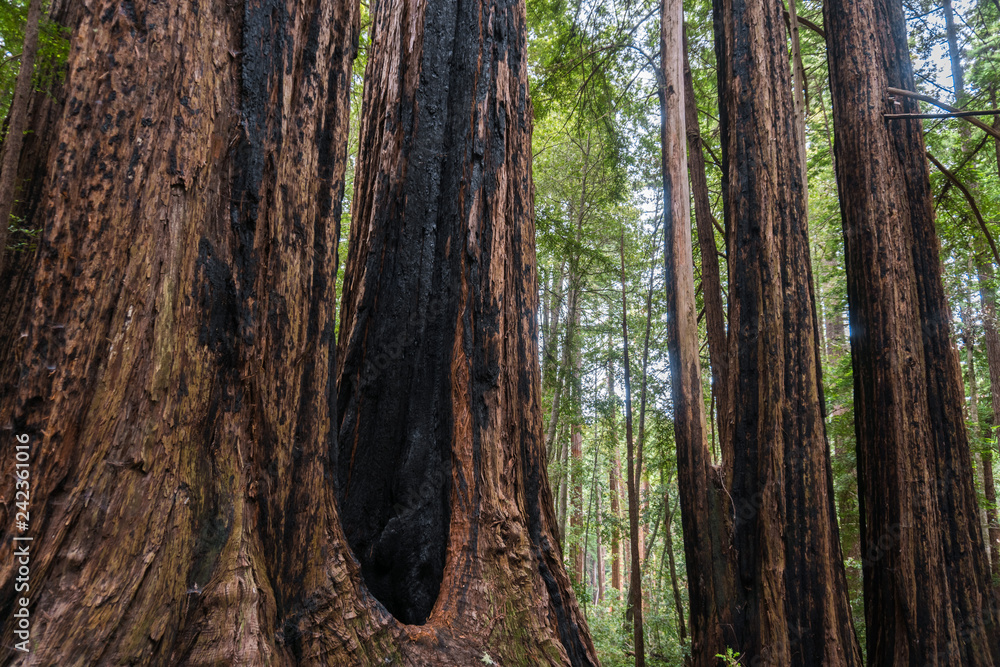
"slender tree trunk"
570,342,585,585
962,285,990,551
596,490,606,602
663,495,688,644
714,0,861,657
620,233,646,667
608,357,624,593
546,268,572,454
785,0,809,200
661,2,735,663
978,261,1000,582
683,28,731,476
0,0,42,276
943,0,965,106
824,0,1000,659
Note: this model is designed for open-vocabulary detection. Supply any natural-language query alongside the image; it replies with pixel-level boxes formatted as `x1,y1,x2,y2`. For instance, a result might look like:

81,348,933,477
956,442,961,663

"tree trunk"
824,0,1000,660
570,352,585,586
0,0,599,664
0,0,366,661
663,494,688,644
978,260,1000,583
0,0,42,276
608,357,624,593
682,28,731,476
713,0,861,658
660,2,735,664
620,233,646,667
336,0,598,659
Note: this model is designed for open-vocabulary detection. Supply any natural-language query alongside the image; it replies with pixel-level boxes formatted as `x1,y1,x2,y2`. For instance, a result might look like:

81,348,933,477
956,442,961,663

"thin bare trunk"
683,29,731,475
0,0,42,275
662,3,734,663
620,232,646,667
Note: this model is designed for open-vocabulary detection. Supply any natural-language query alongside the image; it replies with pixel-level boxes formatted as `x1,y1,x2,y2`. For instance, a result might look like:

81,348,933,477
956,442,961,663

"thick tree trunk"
336,0,597,660
682,29,731,476
824,0,1000,660
0,0,372,662
713,0,861,659
660,2,734,664
0,0,598,664
0,0,42,276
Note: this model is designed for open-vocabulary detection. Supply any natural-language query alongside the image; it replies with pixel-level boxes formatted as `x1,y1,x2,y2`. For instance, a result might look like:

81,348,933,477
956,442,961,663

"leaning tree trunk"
659,1,734,664
334,0,597,661
712,0,861,659
824,0,1000,660
682,29,731,477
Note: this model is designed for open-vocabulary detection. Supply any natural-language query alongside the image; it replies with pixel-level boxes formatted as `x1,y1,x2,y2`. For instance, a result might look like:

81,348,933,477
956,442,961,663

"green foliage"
0,0,70,119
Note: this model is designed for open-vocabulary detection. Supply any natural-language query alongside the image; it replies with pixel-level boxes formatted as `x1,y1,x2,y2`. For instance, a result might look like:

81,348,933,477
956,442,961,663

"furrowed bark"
335,0,597,660
660,1,734,663
682,28,730,477
824,0,1000,659
0,0,383,662
713,0,861,657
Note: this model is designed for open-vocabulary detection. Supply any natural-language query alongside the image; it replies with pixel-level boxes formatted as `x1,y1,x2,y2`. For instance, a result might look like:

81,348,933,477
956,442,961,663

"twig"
887,87,1000,140
927,152,1000,267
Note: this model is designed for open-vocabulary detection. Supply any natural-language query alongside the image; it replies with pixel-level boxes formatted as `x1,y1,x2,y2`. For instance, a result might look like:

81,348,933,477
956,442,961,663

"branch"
927,152,1000,266
887,87,1000,140
885,109,1000,119
782,10,826,38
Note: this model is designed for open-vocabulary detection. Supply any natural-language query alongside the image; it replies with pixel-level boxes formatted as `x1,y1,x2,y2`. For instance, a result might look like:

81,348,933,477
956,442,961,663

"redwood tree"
825,0,1000,660
0,0,596,664
660,1,734,663
335,0,596,660
712,0,861,659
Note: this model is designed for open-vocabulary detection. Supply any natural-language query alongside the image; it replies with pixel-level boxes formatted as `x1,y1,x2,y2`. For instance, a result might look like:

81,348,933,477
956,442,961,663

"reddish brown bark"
824,0,1000,659
682,29,731,476
713,0,861,658
620,233,646,667
0,0,598,663
1,0,367,662
660,2,734,664
336,0,597,660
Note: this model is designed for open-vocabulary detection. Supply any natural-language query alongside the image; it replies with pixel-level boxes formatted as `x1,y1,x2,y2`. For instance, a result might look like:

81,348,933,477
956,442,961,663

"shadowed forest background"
0,0,998,664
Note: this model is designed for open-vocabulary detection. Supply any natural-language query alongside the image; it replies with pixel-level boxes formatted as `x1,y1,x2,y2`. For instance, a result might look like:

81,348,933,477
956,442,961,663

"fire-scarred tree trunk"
0,0,598,664
712,0,861,659
824,0,1000,660
659,1,734,664
335,0,597,661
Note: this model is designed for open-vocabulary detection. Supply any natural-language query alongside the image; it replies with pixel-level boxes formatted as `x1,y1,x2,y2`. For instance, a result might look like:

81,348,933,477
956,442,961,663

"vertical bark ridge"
824,0,1000,660
712,0,861,660
336,0,597,661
